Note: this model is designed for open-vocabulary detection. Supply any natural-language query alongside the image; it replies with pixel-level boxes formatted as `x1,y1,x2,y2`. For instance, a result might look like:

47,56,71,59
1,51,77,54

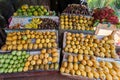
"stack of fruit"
60,14,94,30
63,4,90,15
64,32,119,59
25,18,58,29
0,51,30,73
93,7,119,24
23,48,59,72
60,54,120,79
1,30,58,51
13,4,56,16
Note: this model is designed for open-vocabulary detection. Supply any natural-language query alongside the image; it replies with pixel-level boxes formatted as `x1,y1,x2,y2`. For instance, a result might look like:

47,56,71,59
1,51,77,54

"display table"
0,71,91,80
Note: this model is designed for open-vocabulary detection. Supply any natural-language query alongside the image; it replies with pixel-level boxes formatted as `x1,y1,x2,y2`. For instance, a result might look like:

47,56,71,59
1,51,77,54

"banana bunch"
32,18,42,24
25,18,42,29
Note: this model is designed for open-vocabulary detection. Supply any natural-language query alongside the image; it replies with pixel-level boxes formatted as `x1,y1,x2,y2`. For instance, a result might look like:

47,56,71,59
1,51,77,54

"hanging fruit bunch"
93,7,119,24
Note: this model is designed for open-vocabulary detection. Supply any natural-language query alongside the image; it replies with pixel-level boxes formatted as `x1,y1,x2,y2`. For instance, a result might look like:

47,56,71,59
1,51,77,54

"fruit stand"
0,1,120,80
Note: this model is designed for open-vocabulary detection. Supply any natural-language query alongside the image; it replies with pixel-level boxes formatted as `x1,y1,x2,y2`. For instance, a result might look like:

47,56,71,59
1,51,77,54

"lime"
17,51,22,56
8,65,12,69
28,12,33,16
30,6,34,9
18,56,22,60
35,5,39,9
17,9,22,13
3,54,8,59
19,59,23,63
8,55,13,59
13,56,17,60
21,63,25,67
0,68,4,73
33,11,38,16
45,12,49,16
14,61,19,65
23,12,28,16
8,68,13,73
5,59,10,64
22,51,26,55
13,68,18,73
17,64,21,68
32,8,35,12
0,59,5,63
12,65,16,68
40,6,44,10
18,67,23,72
10,60,14,65
3,64,8,68
27,9,31,12
4,69,8,73
12,51,17,55
38,8,42,12
43,9,47,13
18,13,23,16
22,56,25,59
23,58,27,62
0,64,2,67
0,55,3,59
25,54,30,58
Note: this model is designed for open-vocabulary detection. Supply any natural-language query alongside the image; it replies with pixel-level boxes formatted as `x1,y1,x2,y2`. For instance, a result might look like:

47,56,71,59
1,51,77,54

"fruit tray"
0,48,60,74
62,31,104,48
62,31,119,60
60,53,120,80
60,14,95,31
25,49,61,72
0,30,59,52
9,16,59,29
